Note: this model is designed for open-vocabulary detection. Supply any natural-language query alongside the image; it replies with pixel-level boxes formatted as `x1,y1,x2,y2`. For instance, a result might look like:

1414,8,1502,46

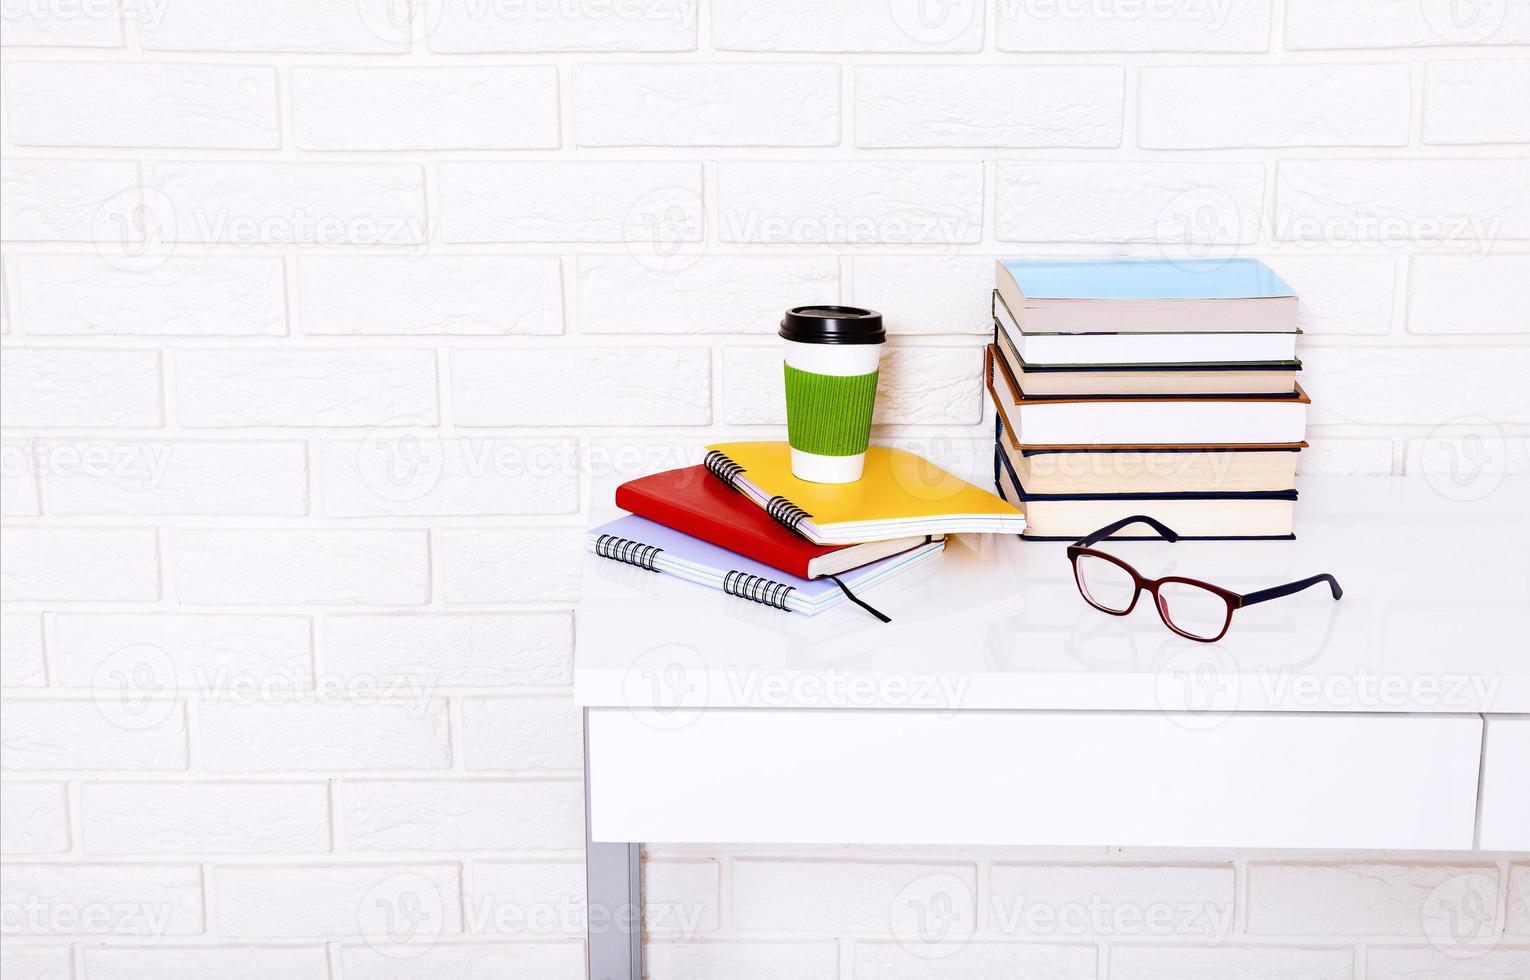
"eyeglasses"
1067,515,1343,643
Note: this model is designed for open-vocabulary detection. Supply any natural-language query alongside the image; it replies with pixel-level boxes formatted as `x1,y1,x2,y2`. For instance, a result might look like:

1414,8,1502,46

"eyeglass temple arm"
1241,573,1343,607
1074,514,1180,547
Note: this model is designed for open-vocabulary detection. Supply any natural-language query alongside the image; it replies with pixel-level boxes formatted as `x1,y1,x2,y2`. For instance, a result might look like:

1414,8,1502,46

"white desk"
575,477,1530,980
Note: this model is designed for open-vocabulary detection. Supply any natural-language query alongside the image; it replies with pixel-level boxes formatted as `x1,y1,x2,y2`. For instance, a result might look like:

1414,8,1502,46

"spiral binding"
722,570,795,612
594,534,663,572
702,450,745,491
764,495,812,535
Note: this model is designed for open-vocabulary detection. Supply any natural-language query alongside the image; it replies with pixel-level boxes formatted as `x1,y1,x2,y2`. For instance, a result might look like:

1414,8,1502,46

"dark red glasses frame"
1066,515,1343,642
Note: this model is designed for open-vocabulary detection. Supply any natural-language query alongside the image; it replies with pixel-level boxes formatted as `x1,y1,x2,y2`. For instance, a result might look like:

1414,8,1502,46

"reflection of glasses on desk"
1068,515,1344,643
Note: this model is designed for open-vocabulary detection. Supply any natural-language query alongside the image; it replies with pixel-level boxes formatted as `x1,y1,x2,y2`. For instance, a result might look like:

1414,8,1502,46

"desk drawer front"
588,708,1481,850
1480,716,1530,851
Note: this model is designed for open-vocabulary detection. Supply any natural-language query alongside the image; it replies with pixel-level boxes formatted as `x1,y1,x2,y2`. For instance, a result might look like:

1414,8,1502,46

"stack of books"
986,258,1308,540
585,441,1026,619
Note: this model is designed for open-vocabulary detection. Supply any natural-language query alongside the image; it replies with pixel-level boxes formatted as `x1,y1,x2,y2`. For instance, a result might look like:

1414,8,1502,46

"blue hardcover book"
587,515,944,617
995,258,1298,335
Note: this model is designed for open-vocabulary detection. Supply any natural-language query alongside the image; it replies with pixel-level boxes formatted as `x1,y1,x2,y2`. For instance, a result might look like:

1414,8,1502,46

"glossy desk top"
575,477,1530,714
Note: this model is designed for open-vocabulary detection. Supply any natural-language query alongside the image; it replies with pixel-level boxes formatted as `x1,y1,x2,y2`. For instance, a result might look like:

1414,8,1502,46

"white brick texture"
440,161,701,243
294,256,562,336
712,0,984,52
1424,60,1530,144
719,161,984,243
998,0,1273,51
856,66,1124,147
5,63,280,149
996,162,1265,243
575,64,840,146
15,255,286,336
1285,0,1530,49
291,67,560,151
3,2,1528,972
1138,65,1411,147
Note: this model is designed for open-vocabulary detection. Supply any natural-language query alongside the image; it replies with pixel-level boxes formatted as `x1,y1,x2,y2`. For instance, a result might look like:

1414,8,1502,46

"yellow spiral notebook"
703,441,1026,544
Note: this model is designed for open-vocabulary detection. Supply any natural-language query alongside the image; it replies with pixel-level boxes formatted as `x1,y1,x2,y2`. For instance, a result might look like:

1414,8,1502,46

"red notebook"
615,465,929,580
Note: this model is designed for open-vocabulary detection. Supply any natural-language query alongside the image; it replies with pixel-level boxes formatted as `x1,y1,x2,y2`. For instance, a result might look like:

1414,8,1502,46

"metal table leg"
584,709,643,980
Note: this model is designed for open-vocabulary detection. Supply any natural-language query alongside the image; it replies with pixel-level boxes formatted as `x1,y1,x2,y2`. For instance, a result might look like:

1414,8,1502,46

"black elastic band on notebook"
825,575,892,624
702,450,745,491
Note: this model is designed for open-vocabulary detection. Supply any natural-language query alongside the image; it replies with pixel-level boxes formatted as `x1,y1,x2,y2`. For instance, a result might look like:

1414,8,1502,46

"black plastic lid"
779,305,885,345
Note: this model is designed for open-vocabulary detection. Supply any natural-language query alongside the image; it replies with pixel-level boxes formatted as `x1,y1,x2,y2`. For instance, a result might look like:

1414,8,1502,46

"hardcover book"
995,292,1299,366
996,257,1298,334
994,443,1297,541
987,346,1309,448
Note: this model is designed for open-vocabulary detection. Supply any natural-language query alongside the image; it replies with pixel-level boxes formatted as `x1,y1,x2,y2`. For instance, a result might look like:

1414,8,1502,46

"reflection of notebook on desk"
702,441,1026,545
587,514,945,617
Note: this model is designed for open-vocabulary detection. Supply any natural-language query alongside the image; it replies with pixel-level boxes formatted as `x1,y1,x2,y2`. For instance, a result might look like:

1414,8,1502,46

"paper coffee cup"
779,305,885,484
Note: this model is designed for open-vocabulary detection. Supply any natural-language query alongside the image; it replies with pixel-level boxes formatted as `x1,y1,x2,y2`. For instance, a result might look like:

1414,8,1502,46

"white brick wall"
2,3,1527,976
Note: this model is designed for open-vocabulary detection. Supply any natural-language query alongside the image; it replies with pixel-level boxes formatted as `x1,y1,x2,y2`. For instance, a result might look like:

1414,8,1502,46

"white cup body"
782,338,883,484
